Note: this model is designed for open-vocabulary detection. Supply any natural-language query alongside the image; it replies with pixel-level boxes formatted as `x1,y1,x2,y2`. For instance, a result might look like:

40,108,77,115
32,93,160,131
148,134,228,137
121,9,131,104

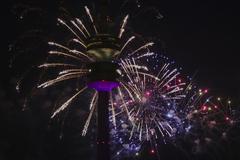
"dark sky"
152,0,240,101
2,0,240,100
1,0,240,160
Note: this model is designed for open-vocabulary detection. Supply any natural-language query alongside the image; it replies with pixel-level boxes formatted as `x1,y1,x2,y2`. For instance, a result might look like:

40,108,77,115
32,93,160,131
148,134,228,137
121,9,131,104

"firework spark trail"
163,84,184,94
37,72,86,88
59,69,89,75
120,36,135,54
49,51,82,61
72,38,87,48
48,42,92,60
130,124,136,139
57,18,85,43
57,71,88,79
38,76,78,89
121,60,143,97
82,92,98,136
119,59,148,77
125,60,142,91
157,69,178,87
71,20,88,39
139,120,143,141
122,59,182,104
127,59,137,76
146,123,150,141
84,6,98,34
110,100,133,118
48,42,71,50
136,52,155,59
117,87,135,125
124,64,148,71
120,59,135,84
127,42,154,57
51,87,87,118
110,91,117,129
164,87,184,96
154,63,170,85
119,81,137,101
70,50,94,61
154,119,165,138
132,58,141,82
38,63,77,68
119,15,129,38
189,92,205,107
137,72,160,81
76,18,91,37
89,91,98,110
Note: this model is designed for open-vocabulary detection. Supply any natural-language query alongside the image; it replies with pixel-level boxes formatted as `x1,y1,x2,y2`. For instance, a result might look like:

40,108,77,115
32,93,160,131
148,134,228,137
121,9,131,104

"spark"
57,18,85,43
70,49,94,61
38,63,77,68
84,6,98,34
37,72,86,88
128,42,154,57
82,91,98,136
120,36,135,53
49,51,82,61
51,87,87,118
136,52,155,59
113,60,186,142
71,20,88,39
72,38,87,48
119,15,129,38
76,18,91,37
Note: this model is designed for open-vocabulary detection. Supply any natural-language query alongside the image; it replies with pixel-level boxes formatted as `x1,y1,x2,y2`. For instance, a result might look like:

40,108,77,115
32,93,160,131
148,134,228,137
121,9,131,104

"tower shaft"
97,91,110,160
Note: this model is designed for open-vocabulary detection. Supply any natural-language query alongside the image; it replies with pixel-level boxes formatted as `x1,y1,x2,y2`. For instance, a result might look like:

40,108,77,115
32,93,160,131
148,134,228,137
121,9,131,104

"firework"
168,82,240,159
35,6,156,136
111,73,240,159
12,2,240,160
109,54,188,159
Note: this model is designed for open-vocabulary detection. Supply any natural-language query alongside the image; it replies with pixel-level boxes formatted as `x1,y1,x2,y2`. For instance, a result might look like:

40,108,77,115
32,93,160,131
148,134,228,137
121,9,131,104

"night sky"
1,0,240,160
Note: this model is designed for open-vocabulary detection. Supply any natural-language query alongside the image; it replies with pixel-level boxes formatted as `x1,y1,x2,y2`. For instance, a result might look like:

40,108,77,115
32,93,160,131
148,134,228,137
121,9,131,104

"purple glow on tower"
88,80,119,91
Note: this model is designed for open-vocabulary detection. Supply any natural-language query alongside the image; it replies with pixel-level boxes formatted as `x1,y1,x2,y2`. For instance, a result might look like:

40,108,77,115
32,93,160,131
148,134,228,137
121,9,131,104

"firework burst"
168,82,240,159
109,54,188,158
111,74,240,159
34,6,157,136
11,2,240,160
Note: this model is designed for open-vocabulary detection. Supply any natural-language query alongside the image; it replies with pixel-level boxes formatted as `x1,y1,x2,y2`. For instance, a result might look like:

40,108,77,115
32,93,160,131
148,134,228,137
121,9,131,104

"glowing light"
145,91,151,96
150,149,155,154
87,81,119,91
18,4,240,159
225,117,230,121
202,105,207,111
34,6,164,137
167,113,173,118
